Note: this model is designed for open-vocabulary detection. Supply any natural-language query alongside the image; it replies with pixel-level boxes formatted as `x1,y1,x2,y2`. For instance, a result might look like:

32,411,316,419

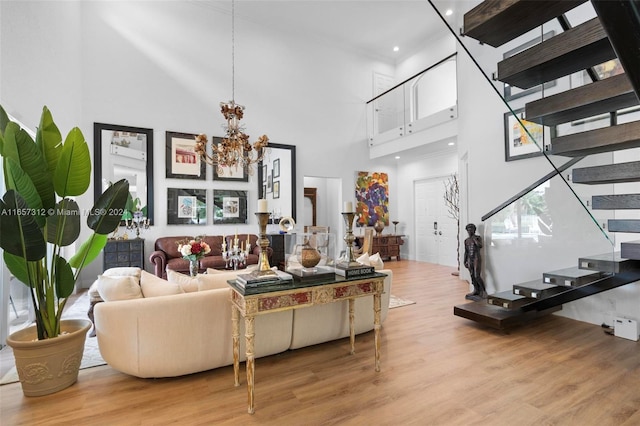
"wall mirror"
93,123,154,223
258,143,296,222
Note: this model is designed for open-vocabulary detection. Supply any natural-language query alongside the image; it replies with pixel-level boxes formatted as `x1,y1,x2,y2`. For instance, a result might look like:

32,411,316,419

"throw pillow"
369,253,385,270
198,272,237,291
167,269,199,293
103,267,142,278
206,268,228,275
96,275,143,302
356,252,371,266
140,270,184,298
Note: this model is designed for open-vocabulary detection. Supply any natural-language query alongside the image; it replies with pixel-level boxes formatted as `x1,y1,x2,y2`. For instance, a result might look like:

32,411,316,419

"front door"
415,177,458,267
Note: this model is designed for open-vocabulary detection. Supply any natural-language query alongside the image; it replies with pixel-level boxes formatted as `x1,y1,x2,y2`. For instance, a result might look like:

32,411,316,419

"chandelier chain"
231,0,235,103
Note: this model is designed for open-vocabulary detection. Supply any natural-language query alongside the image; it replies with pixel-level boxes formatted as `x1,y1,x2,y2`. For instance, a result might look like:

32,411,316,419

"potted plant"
0,105,129,396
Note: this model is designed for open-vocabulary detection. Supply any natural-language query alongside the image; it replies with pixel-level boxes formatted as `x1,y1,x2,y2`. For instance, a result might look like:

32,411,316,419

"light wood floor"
1,261,639,425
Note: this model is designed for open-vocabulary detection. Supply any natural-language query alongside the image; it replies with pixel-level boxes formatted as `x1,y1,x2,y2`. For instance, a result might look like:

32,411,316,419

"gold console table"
228,272,386,414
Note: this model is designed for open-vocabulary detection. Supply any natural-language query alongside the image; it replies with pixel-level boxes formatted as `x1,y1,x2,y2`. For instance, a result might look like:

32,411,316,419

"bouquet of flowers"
177,236,211,261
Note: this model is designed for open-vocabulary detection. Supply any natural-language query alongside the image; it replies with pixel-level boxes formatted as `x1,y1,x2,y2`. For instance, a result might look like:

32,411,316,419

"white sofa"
93,267,392,378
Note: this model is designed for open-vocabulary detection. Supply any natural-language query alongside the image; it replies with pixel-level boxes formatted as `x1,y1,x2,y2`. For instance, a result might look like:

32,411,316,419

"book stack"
235,270,294,289
334,265,375,279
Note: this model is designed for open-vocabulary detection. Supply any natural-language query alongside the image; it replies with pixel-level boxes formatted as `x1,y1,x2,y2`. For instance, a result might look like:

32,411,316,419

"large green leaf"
88,179,129,234
0,190,46,261
68,233,107,269
11,125,56,210
0,105,9,136
2,122,20,167
36,106,62,179
46,199,80,246
4,157,45,227
3,251,29,287
54,127,90,197
54,256,75,299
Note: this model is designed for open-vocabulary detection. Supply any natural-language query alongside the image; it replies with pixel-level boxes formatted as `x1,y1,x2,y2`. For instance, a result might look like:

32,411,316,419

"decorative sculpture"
463,223,487,301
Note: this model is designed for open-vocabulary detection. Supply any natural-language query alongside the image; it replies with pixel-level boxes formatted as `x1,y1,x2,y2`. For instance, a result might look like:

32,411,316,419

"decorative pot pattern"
7,319,91,397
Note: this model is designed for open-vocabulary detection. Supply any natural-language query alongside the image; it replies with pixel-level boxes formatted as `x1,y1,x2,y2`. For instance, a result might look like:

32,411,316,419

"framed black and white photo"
273,158,280,178
212,136,249,182
167,188,207,225
213,190,248,224
166,131,206,180
273,181,280,199
504,108,548,161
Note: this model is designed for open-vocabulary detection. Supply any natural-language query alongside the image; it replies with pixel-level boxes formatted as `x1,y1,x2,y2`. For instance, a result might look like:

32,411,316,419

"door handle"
438,231,442,235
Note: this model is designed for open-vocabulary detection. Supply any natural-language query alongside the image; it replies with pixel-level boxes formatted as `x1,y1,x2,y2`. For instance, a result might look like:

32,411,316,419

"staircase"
454,0,640,330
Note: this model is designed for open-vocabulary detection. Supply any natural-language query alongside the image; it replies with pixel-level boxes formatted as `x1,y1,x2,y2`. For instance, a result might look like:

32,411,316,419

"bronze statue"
464,223,487,301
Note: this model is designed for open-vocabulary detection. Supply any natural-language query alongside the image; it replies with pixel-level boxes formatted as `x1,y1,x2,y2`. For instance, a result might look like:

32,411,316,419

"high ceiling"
192,0,468,63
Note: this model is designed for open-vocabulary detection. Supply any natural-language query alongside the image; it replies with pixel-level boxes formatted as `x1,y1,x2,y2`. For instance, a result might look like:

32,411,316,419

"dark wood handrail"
366,52,457,104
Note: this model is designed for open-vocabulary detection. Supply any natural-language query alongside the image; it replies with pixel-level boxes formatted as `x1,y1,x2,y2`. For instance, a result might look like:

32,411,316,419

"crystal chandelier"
195,0,268,175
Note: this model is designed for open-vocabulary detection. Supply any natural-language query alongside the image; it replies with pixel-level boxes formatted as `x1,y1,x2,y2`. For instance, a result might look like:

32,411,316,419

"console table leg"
232,305,240,387
373,290,382,372
348,298,355,355
245,315,256,414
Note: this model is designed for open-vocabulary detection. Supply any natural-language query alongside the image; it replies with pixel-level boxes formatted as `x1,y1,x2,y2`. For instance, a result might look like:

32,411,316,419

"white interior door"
415,177,458,267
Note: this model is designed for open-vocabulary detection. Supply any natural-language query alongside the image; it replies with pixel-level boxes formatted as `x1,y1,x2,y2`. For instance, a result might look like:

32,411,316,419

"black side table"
103,238,145,270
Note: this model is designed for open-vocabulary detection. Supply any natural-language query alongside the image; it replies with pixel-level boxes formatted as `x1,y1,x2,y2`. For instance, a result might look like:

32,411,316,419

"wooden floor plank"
1,261,639,425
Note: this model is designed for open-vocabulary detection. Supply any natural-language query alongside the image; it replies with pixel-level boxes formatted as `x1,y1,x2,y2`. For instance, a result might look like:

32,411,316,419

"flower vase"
189,259,199,277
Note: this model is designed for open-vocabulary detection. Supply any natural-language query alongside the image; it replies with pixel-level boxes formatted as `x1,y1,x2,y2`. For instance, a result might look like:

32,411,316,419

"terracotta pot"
6,319,91,397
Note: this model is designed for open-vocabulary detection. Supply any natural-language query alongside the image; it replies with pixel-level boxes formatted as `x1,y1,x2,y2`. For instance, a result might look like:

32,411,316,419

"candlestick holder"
125,213,150,238
338,212,361,269
249,212,277,278
222,243,249,270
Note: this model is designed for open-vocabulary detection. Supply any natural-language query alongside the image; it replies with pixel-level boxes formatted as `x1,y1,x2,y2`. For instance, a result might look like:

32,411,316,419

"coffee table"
228,272,386,414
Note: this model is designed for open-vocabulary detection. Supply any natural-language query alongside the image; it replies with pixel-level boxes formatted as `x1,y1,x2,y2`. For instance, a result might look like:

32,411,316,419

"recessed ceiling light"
393,46,399,52
395,156,400,159
445,9,453,16
448,142,455,146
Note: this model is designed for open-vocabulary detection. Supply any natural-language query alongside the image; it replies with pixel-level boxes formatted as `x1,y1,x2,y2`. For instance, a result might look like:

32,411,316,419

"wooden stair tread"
525,73,638,126
462,0,587,48
573,161,640,184
608,219,640,233
542,267,604,287
549,120,640,156
578,252,640,272
453,301,562,330
513,279,568,299
621,240,640,260
592,194,640,210
497,17,615,90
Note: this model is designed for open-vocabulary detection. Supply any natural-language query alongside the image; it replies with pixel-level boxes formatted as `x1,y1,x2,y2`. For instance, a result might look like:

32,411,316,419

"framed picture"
167,188,207,225
166,131,206,180
504,108,547,161
273,158,280,178
262,165,267,181
267,172,272,192
273,181,280,199
211,136,249,182
503,32,556,102
213,190,248,224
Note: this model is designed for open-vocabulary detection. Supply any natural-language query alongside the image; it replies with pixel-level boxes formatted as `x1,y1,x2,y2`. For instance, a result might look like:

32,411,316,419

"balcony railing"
366,53,457,146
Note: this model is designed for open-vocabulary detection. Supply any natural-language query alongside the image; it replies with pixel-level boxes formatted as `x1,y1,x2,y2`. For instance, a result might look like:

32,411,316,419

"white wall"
1,1,396,286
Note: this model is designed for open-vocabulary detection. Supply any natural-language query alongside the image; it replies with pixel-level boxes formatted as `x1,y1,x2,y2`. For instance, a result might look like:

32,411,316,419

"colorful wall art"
355,171,389,227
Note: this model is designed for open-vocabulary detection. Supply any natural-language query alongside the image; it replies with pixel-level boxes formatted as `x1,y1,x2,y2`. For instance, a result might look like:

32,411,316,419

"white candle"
344,201,353,212
258,199,268,213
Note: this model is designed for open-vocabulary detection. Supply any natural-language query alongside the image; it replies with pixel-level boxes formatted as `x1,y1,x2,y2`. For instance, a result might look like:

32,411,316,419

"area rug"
389,294,416,309
0,291,106,386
